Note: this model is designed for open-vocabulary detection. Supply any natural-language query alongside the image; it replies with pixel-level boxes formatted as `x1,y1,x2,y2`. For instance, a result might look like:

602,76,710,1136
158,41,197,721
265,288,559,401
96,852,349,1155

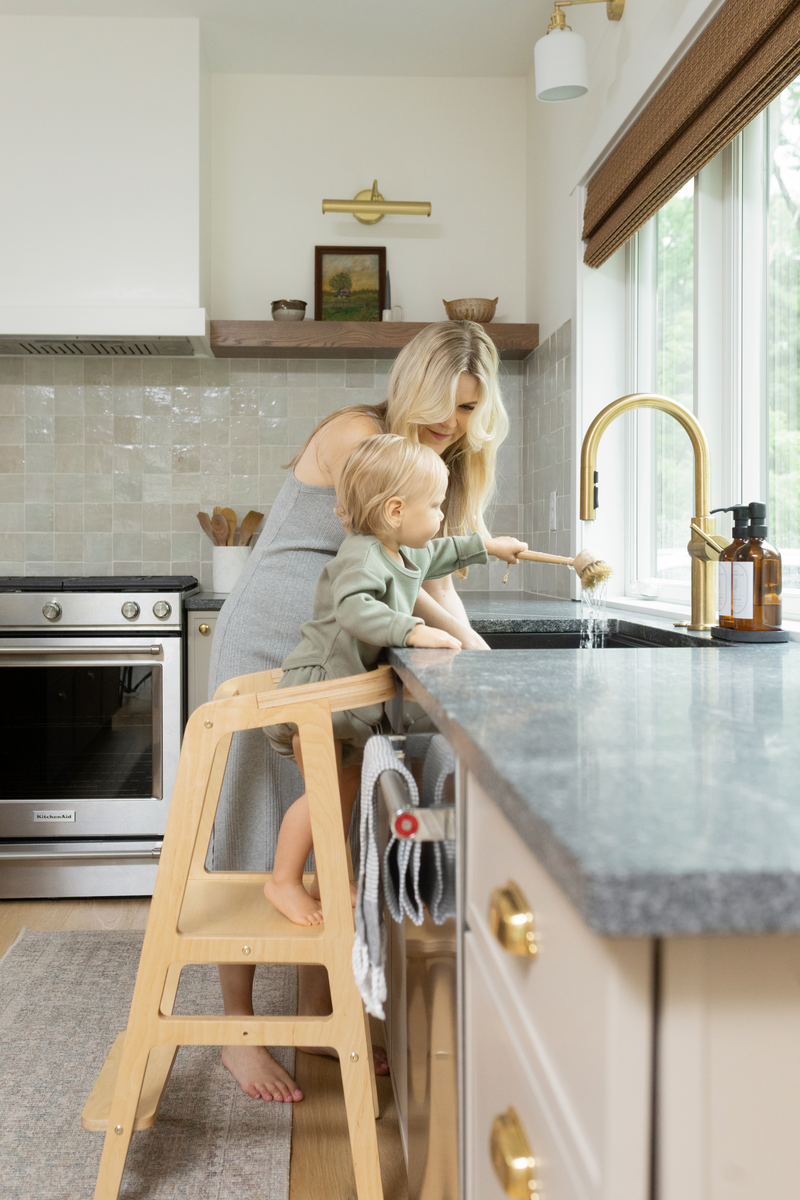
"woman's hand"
406,624,462,650
484,536,528,564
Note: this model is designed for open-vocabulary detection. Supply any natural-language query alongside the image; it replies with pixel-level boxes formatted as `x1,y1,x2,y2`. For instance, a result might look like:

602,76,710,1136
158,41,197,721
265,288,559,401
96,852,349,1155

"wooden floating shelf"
210,320,539,360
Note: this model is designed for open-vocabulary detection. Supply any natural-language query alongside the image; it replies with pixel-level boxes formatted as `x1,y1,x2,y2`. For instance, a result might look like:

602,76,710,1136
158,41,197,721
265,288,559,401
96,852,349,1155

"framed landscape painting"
314,246,386,321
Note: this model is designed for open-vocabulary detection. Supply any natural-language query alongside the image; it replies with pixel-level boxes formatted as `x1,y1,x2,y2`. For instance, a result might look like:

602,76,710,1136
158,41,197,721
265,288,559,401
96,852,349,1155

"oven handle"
0,846,162,861
0,644,163,655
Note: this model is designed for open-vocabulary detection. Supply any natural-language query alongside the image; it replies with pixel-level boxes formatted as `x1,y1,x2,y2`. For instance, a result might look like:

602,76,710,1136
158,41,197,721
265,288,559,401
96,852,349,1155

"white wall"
523,0,725,595
525,0,726,344
0,16,205,336
210,75,527,324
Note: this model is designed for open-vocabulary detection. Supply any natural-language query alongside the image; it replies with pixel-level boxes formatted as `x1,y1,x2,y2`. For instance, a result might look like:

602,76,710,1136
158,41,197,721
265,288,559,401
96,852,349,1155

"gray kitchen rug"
0,929,296,1200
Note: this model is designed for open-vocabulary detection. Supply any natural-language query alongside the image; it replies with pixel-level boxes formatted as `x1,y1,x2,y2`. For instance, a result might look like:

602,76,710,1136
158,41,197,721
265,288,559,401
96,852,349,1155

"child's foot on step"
308,876,358,907
264,877,324,925
221,1044,304,1102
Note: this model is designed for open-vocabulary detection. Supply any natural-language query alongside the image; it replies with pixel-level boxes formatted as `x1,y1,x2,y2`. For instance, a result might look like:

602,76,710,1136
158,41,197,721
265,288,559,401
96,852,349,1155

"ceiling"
0,0,552,76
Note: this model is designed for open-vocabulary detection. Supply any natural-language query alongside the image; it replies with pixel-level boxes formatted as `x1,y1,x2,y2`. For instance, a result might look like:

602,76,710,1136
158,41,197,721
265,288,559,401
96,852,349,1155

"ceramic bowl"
442,297,498,323
271,300,307,322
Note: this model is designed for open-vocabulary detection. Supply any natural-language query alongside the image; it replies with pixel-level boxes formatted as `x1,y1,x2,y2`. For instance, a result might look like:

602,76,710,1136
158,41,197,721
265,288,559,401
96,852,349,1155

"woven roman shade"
583,0,800,268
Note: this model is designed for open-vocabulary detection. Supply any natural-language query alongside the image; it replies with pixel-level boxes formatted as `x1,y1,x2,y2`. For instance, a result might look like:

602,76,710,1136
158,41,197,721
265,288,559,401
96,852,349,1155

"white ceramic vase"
213,545,250,594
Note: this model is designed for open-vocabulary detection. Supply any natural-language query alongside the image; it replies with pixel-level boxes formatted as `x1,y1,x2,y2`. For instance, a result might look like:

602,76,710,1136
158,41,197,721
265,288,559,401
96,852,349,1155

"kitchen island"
384,597,800,1200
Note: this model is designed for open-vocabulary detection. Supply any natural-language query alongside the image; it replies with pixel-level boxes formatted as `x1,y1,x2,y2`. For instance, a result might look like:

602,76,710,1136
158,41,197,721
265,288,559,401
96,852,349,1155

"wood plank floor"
0,897,407,1200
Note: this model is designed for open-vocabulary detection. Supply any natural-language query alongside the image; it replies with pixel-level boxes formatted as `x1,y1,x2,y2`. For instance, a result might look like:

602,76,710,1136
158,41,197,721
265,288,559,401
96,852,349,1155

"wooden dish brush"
507,548,613,590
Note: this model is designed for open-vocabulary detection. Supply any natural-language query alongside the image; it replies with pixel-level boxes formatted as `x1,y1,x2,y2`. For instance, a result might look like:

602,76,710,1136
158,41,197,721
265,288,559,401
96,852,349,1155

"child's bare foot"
264,877,324,926
308,877,358,907
221,1044,304,1102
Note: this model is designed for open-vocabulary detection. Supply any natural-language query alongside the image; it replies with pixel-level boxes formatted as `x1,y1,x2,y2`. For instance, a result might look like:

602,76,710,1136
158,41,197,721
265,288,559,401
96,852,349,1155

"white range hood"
0,16,208,354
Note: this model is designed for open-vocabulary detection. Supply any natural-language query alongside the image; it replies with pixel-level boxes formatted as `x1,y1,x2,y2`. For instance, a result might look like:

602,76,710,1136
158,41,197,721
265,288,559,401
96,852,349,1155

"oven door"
0,635,182,838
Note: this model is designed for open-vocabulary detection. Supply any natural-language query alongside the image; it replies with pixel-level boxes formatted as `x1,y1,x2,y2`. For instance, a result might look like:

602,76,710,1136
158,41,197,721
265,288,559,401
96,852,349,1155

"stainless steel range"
0,575,198,898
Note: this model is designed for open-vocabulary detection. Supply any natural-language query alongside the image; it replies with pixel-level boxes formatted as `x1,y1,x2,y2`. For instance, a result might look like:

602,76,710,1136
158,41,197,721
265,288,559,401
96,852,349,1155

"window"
767,81,800,593
628,77,800,618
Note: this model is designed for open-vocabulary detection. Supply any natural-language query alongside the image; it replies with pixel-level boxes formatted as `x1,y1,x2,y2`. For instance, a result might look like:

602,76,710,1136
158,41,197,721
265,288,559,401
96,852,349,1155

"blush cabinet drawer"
465,772,652,1200
465,934,588,1200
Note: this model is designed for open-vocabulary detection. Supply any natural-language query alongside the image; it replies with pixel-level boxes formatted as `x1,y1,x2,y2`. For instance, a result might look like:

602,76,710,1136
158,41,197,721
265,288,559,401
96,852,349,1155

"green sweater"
280,531,488,680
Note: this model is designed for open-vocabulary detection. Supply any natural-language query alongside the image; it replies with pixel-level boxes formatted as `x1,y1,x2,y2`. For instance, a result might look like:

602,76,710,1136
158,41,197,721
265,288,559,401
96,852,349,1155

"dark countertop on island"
388,594,800,938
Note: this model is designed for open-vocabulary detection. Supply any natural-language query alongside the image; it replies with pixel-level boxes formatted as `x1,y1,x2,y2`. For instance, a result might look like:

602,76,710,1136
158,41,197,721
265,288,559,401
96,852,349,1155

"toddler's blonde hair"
335,434,448,538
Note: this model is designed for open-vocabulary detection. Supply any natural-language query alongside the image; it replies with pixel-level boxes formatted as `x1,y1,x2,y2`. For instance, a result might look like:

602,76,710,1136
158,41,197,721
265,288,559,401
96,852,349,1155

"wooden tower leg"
337,1005,384,1200
92,1031,155,1200
364,1007,380,1119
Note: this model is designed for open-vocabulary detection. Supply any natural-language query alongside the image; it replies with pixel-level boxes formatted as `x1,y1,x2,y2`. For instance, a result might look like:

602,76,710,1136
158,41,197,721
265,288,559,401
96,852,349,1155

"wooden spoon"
197,511,215,543
210,513,229,546
221,507,237,546
238,510,264,547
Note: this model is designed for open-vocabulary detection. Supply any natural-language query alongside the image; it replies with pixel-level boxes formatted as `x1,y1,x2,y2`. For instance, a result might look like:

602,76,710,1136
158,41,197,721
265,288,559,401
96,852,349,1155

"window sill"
611,595,800,642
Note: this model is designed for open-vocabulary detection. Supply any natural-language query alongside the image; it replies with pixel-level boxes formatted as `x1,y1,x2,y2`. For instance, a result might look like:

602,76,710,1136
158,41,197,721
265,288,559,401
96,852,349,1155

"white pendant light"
534,1,625,104
534,27,588,102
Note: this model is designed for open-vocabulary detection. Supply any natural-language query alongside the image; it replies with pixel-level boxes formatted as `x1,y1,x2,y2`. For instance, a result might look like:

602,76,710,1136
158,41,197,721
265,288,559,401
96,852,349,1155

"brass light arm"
579,392,718,630
322,179,431,225
549,0,624,31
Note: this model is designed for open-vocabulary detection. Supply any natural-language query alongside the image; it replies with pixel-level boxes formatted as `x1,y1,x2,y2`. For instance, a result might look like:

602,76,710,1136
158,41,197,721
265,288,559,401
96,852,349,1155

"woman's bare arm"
415,576,490,650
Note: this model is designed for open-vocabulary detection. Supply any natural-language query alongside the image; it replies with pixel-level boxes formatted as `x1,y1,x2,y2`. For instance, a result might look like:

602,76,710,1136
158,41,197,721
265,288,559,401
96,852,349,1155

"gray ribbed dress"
207,472,345,871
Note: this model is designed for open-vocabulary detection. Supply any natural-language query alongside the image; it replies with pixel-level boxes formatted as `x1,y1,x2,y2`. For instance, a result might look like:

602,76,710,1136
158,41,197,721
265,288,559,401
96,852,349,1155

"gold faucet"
579,393,728,631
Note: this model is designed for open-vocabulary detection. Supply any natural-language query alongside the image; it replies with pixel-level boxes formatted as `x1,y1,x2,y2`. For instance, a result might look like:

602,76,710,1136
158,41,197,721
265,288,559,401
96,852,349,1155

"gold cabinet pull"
198,624,211,636
489,880,537,958
490,1107,539,1199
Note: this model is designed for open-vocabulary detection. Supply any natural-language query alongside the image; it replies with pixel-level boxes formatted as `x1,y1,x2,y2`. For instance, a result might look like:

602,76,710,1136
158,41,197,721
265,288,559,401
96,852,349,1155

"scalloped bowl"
442,297,498,323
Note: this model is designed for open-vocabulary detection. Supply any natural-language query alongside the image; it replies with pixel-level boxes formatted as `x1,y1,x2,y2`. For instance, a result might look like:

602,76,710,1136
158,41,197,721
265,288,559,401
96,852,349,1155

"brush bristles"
579,560,613,590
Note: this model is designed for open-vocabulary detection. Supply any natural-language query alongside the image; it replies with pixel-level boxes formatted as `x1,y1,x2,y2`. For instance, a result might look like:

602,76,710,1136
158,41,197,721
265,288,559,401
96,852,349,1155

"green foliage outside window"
768,82,800,588
655,183,695,579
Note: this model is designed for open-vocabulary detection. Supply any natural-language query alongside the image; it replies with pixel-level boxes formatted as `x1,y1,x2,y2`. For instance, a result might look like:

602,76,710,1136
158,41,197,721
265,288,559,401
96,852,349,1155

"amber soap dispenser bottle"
712,502,788,642
712,504,750,629
732,502,789,642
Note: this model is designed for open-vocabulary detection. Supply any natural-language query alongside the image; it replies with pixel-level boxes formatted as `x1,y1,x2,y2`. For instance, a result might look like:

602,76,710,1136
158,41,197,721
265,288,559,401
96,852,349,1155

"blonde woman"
208,320,510,1102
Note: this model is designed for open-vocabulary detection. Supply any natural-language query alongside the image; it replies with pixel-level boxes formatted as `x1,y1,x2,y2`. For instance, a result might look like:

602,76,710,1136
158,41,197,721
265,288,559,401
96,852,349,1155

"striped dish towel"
352,735,418,1017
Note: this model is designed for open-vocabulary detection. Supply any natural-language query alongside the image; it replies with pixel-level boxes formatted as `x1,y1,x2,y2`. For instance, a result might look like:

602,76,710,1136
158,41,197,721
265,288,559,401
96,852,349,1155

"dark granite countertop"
388,594,800,937
185,592,227,611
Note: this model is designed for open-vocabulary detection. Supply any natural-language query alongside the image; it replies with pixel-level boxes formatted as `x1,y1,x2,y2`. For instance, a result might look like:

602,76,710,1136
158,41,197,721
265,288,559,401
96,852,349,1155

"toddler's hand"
485,536,528,564
406,625,462,650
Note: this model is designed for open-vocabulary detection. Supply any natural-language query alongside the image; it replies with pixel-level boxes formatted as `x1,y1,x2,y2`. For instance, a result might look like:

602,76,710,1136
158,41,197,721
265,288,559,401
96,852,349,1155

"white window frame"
625,108,800,620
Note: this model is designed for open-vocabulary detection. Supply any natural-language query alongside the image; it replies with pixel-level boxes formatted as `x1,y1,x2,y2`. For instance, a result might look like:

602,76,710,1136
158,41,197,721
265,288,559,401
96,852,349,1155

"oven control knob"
121,601,140,621
42,601,62,621
152,601,172,620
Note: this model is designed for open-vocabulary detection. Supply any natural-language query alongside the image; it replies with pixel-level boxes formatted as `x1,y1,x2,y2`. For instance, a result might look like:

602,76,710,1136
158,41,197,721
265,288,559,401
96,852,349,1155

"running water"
580,579,609,648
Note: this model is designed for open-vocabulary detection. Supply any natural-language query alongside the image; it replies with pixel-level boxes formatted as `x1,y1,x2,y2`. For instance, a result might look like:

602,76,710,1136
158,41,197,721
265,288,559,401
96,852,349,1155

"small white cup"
213,545,250,594
382,309,393,321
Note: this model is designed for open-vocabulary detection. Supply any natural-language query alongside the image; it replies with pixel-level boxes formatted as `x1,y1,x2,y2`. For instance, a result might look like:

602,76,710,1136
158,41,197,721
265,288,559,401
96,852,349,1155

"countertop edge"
389,652,800,938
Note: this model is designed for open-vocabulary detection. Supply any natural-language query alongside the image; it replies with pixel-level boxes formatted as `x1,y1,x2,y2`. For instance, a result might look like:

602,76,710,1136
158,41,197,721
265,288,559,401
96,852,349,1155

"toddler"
263,433,526,925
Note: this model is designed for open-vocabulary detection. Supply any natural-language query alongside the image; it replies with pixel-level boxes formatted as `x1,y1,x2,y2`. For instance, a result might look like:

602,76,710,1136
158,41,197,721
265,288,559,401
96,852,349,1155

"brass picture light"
322,179,432,225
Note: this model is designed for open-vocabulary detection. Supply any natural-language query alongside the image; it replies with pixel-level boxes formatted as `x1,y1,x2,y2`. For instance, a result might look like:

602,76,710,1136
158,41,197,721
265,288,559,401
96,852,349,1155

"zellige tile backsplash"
0,355,523,594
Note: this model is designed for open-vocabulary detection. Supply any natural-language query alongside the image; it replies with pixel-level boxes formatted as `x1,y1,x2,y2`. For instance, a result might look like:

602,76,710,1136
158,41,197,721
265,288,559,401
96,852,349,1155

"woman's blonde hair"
288,321,508,536
334,434,448,538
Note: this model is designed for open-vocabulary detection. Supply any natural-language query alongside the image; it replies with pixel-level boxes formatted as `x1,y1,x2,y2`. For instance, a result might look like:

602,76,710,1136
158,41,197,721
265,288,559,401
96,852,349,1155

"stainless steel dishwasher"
377,740,461,1200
